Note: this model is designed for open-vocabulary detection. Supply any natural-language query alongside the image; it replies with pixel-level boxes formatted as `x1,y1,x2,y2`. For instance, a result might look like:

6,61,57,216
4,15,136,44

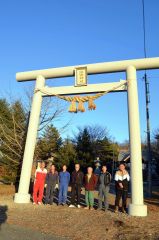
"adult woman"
114,162,130,213
45,165,58,205
33,161,47,205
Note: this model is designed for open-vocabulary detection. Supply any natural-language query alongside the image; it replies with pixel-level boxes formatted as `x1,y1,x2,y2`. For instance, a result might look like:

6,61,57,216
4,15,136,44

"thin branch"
2,153,20,165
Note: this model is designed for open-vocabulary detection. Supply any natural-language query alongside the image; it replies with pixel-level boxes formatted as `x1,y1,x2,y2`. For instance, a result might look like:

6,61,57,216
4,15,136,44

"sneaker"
97,208,102,211
114,206,119,213
62,203,67,206
69,204,76,208
121,207,126,214
104,207,109,211
38,202,42,205
77,204,81,209
84,206,89,210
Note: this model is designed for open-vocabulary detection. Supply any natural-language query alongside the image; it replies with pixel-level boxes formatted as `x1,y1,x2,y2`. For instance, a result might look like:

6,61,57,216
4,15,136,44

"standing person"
69,163,84,208
45,165,58,205
94,158,101,177
114,162,130,213
58,165,70,206
84,167,97,210
98,165,111,211
33,161,47,205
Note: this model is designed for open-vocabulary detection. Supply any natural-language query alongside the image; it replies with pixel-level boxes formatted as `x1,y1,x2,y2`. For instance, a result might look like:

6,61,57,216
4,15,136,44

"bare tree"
0,87,72,182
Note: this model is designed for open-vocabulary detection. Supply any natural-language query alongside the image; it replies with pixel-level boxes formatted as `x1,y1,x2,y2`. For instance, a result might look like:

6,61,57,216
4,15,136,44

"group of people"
33,161,130,213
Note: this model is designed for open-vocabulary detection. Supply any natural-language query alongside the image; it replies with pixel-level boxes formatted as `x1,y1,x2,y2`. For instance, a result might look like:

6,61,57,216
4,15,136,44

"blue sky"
0,0,159,143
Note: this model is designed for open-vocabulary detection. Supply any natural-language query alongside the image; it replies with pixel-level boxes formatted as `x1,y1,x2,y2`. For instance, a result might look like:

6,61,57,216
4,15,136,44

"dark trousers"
98,185,110,210
45,185,55,204
115,188,128,209
71,184,81,205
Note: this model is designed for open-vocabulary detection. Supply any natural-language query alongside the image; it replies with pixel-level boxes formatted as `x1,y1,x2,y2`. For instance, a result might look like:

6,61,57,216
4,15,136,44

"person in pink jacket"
33,161,47,205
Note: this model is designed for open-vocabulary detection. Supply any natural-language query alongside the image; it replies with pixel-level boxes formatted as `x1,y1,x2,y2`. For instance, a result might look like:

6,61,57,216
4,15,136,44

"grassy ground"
0,185,159,240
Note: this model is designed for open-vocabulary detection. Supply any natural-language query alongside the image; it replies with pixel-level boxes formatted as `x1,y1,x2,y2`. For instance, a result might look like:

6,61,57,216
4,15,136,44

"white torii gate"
14,57,159,217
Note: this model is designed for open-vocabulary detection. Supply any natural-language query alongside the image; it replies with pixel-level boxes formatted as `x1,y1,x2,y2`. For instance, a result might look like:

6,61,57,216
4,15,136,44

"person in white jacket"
114,162,130,213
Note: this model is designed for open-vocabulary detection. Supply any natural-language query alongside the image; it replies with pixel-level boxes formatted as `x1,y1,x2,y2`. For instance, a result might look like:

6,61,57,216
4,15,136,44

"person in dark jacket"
69,163,84,208
45,165,58,205
84,167,97,210
98,165,111,211
114,162,130,213
58,165,70,205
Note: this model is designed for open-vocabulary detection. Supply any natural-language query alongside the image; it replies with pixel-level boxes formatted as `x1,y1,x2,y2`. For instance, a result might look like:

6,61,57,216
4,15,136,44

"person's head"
119,163,126,171
50,164,55,173
62,164,67,172
37,162,41,169
41,161,45,169
102,165,107,173
87,167,93,175
75,163,80,172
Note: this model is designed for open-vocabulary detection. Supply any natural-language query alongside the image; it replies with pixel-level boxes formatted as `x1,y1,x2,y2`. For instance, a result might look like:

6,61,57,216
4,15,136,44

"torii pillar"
14,75,45,203
127,66,147,216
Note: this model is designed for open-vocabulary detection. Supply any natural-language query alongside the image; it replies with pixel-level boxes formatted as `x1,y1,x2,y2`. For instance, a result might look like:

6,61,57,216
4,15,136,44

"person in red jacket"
84,167,97,210
33,161,47,205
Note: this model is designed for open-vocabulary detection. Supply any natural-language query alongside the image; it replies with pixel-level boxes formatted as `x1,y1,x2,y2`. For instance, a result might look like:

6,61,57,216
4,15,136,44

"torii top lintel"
16,57,159,82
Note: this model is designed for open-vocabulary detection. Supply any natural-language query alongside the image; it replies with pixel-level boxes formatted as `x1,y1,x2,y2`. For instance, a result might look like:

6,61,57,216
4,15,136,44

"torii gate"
14,57,159,217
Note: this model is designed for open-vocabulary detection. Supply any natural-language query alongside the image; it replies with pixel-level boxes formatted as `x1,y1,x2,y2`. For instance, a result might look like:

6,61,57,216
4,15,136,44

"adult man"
98,165,111,211
45,165,58,205
114,162,130,213
33,161,47,205
69,163,84,208
58,165,70,206
84,167,97,210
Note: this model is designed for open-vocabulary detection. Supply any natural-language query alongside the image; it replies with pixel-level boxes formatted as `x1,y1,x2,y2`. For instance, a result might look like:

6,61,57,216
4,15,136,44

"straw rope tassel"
36,81,127,113
88,97,96,110
69,100,77,113
78,99,85,112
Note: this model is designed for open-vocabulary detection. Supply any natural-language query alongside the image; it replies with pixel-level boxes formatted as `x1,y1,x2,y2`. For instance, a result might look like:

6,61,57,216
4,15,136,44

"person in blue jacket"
58,164,70,205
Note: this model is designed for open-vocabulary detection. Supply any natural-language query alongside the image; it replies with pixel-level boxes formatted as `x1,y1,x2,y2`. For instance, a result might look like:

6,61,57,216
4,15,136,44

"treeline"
0,98,118,182
1,97,159,183
35,125,119,173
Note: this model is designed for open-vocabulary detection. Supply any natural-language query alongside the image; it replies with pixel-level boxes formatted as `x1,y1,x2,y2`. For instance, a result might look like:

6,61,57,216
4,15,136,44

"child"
33,161,47,205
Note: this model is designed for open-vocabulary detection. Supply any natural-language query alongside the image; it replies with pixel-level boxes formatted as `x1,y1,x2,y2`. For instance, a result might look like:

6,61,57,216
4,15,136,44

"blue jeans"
58,184,68,204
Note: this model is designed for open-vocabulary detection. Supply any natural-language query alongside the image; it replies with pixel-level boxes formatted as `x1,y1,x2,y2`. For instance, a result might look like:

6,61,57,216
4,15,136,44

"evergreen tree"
0,99,27,182
35,124,62,161
56,139,77,170
151,130,159,175
75,127,95,167
74,126,119,168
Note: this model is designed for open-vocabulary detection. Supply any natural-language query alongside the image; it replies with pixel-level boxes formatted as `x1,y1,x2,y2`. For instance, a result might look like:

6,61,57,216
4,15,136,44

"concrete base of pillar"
14,193,31,203
128,203,147,217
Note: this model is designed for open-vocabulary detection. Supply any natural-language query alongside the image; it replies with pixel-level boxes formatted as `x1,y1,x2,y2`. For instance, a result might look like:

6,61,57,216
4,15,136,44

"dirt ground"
0,185,159,240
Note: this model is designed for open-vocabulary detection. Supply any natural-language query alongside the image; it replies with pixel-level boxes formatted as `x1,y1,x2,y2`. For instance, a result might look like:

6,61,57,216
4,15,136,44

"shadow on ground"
0,224,70,240
0,205,8,230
